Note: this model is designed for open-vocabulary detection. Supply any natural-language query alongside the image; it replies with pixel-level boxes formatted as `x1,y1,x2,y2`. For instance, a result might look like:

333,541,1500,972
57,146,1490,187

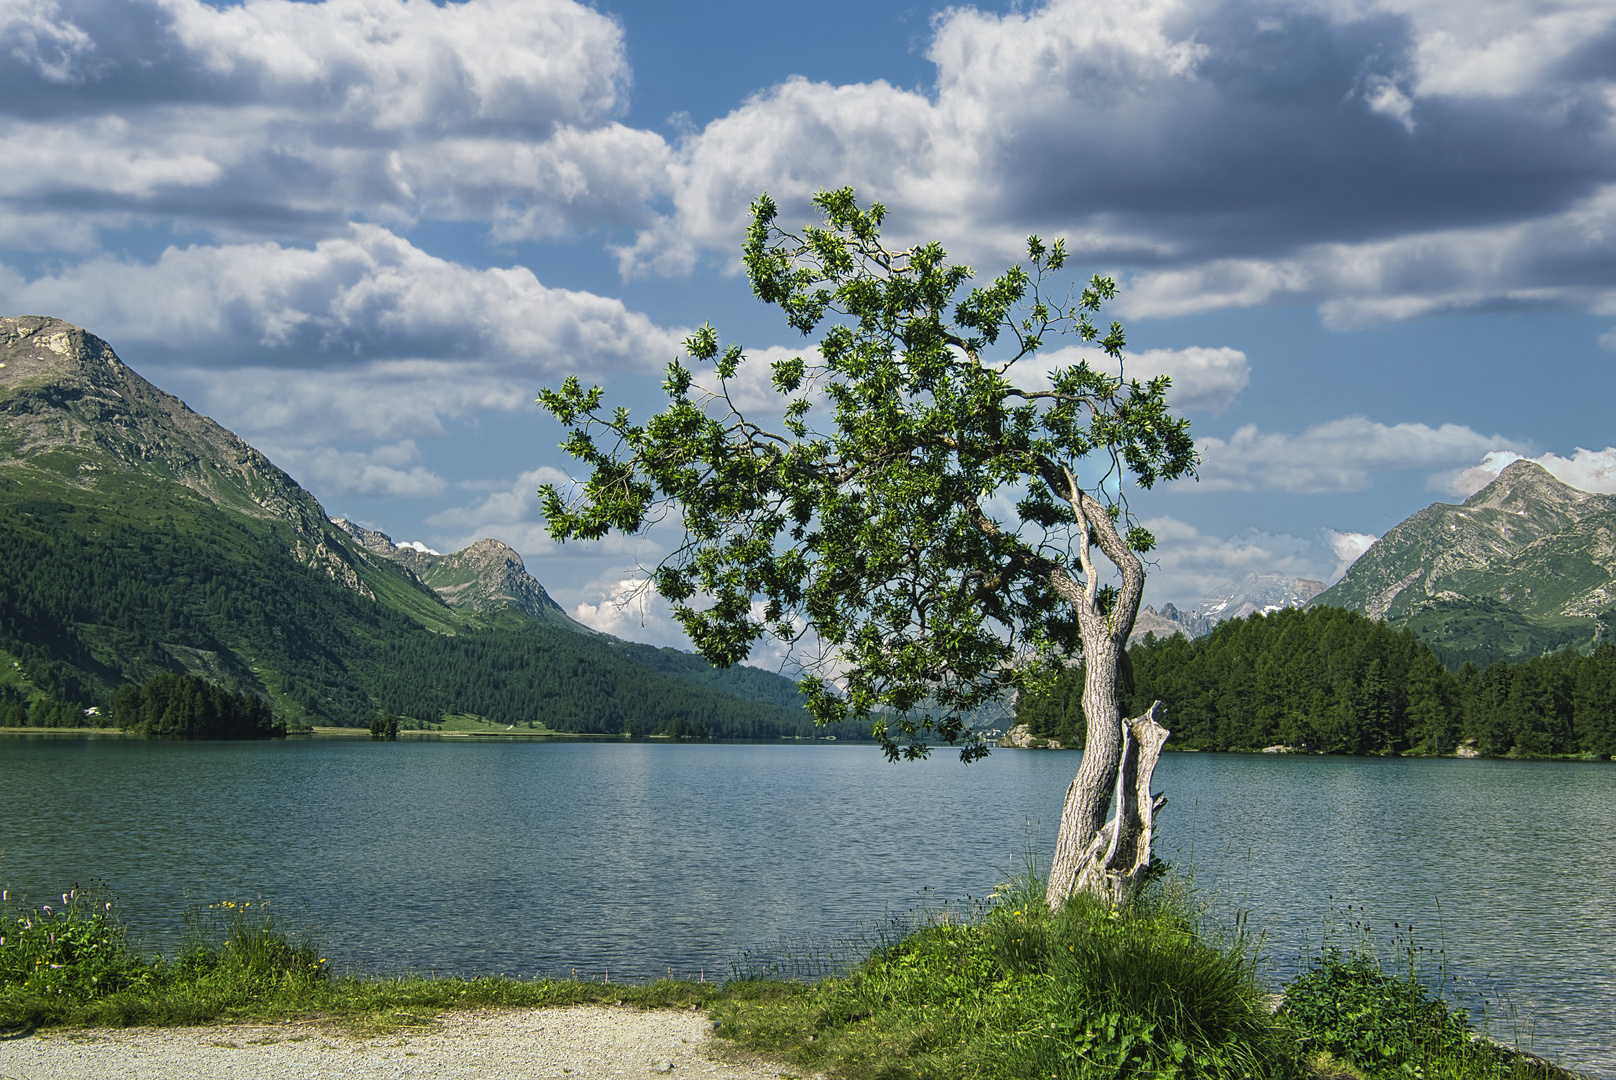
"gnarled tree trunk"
1048,703,1169,906
1041,475,1170,909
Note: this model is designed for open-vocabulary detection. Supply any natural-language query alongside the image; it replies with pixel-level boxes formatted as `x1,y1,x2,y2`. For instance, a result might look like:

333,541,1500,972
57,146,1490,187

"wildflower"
62,894,70,906
41,906,51,916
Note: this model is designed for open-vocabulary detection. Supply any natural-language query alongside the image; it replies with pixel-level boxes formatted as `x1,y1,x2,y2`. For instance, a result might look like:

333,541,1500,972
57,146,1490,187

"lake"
1,737,1611,1075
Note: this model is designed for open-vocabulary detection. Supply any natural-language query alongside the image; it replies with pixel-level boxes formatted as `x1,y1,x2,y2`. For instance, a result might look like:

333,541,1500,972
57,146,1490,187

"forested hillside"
1017,606,1616,758
0,475,864,740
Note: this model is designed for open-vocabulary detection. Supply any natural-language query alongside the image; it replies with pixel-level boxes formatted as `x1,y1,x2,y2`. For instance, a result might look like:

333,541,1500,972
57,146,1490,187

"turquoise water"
1,738,1611,1073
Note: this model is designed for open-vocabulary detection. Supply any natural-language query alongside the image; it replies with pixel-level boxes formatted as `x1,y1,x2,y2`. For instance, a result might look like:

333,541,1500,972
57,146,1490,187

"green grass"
0,885,717,1035
712,872,1299,1080
0,877,1586,1080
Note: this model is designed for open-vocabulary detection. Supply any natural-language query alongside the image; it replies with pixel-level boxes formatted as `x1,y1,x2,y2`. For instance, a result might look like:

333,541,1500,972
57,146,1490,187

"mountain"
1313,460,1616,663
332,519,592,633
1131,572,1327,643
0,316,378,597
0,315,841,737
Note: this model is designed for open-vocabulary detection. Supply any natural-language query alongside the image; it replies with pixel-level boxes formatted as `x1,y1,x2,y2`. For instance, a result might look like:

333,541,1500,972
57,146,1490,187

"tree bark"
1041,476,1169,908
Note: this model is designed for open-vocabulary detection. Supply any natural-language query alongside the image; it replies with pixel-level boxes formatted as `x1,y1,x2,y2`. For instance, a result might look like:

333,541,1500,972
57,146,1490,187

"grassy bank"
0,880,1581,1079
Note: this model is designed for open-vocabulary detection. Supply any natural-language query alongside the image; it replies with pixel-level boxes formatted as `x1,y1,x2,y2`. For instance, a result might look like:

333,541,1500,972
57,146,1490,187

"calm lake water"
1,738,1611,1074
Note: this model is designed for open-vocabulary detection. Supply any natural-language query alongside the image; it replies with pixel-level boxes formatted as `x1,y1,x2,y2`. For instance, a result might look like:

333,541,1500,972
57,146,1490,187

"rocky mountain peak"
1131,571,1328,643
1316,459,1616,631
1,317,125,387
332,519,588,631
2,314,373,596
1463,459,1615,521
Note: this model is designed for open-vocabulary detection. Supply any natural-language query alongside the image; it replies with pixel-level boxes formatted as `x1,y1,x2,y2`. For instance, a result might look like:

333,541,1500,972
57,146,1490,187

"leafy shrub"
1279,952,1494,1079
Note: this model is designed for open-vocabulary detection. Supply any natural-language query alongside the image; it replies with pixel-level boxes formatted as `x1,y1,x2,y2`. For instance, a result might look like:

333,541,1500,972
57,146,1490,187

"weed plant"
1277,907,1567,1080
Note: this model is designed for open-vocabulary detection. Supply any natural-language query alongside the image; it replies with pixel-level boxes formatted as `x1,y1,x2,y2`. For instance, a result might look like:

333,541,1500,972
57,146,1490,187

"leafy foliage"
540,189,1196,761
1280,953,1483,1078
0,884,153,1009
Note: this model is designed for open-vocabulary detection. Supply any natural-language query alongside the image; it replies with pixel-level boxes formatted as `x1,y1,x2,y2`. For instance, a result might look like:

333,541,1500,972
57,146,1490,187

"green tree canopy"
540,189,1194,756
540,189,1197,904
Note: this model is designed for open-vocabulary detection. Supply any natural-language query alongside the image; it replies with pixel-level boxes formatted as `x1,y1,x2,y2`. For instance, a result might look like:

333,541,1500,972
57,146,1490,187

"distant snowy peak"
1131,571,1327,643
1200,571,1327,621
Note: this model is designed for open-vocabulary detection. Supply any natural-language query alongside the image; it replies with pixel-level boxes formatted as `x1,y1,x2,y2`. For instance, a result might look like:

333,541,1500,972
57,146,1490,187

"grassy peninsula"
1,877,1579,1080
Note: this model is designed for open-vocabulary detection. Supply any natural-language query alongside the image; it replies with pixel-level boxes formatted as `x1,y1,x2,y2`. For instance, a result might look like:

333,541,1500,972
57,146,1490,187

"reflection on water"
1,739,1610,1075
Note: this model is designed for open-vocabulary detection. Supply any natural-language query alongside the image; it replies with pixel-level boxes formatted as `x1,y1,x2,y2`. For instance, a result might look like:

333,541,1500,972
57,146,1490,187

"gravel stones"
0,1005,792,1080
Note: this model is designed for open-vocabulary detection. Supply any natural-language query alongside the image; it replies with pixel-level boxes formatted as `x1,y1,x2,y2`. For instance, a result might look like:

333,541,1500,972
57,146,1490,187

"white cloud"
1,0,105,85
171,360,529,445
568,574,693,649
1327,530,1379,579
0,0,663,240
1136,516,1365,607
1598,327,1616,352
1118,185,1616,328
267,440,447,499
2,225,680,372
1441,446,1616,497
612,0,1616,329
1193,416,1523,493
7,0,1614,327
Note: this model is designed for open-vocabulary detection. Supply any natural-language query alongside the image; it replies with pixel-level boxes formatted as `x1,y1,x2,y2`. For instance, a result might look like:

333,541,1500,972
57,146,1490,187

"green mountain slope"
0,315,838,737
1314,460,1616,663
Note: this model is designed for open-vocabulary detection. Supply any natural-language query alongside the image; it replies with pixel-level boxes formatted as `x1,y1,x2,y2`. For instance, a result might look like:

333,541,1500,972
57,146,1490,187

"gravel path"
0,1006,800,1080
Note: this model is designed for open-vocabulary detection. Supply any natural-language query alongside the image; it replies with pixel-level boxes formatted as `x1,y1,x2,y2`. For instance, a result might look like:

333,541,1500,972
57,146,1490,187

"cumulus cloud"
8,0,1614,326
2,225,680,371
0,0,663,242
1121,187,1616,327
616,0,1616,326
1327,530,1379,580
171,360,529,445
568,574,694,649
1193,416,1525,493
1441,446,1616,497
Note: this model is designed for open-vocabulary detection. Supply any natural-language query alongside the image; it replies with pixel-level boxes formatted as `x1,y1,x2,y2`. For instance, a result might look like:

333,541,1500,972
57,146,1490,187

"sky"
2,0,1615,650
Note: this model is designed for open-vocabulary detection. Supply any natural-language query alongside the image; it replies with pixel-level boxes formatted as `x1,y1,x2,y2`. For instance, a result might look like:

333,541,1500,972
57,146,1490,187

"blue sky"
2,0,1614,648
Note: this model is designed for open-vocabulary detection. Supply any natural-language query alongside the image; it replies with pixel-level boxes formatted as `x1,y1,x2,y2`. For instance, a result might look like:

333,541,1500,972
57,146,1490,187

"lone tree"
539,190,1196,906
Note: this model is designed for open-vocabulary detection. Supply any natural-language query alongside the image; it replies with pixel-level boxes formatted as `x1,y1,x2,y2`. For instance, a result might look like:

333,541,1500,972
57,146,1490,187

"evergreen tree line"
111,671,285,739
0,682,102,728
1017,606,1616,758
